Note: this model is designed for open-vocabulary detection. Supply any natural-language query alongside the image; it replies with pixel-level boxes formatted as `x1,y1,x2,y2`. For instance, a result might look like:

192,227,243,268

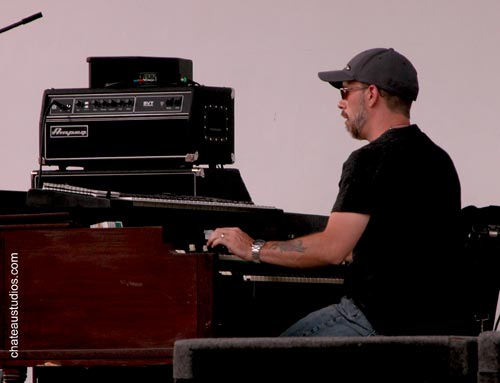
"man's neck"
365,115,410,141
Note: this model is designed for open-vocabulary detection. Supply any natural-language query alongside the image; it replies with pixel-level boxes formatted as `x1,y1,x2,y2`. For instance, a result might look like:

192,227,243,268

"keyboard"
39,183,281,214
218,254,346,285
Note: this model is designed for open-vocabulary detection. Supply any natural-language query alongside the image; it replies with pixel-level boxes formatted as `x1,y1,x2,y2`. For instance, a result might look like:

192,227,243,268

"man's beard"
345,97,368,140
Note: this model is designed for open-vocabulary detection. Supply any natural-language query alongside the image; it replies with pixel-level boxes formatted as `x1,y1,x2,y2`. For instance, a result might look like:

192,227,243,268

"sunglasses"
339,85,369,100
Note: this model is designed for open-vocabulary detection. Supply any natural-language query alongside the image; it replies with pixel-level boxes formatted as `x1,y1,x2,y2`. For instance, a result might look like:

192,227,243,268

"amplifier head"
39,86,235,170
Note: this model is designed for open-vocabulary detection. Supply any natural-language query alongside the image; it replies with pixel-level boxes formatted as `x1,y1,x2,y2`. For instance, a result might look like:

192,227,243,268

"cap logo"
345,65,351,71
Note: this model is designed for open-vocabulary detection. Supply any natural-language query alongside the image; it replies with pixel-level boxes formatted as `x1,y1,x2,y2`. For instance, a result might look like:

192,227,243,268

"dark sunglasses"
339,85,369,100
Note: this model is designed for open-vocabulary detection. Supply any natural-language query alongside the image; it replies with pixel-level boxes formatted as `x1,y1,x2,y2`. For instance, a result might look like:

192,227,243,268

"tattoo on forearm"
270,240,306,253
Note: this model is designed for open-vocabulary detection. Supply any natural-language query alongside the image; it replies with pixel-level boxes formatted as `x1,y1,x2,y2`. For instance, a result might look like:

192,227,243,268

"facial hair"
345,96,368,140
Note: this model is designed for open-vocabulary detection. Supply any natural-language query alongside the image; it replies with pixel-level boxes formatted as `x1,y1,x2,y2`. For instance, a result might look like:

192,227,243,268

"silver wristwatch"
251,239,266,263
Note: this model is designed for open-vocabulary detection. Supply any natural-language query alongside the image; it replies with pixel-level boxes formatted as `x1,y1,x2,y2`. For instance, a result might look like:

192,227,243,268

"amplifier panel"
44,118,193,161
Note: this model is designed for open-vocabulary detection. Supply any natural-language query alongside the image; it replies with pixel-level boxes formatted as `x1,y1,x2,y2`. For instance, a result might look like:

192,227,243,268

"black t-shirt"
332,125,468,335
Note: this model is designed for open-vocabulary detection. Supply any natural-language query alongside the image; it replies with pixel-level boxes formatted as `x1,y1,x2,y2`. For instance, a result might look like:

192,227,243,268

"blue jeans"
280,296,377,337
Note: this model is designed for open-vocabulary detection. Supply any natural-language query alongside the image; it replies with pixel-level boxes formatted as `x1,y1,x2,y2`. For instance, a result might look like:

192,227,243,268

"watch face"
254,239,265,247
252,239,265,263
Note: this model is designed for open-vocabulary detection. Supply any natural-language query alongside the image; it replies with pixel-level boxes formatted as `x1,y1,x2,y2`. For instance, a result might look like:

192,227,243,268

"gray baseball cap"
318,48,419,101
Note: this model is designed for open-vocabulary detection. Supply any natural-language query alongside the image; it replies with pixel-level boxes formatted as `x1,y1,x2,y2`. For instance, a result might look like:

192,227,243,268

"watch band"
251,239,266,263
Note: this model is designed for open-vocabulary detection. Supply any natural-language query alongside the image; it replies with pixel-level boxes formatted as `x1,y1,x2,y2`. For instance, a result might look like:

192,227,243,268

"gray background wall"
1,0,499,216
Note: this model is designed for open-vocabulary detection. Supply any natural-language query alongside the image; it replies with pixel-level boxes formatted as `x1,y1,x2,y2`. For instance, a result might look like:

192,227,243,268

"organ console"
0,188,346,383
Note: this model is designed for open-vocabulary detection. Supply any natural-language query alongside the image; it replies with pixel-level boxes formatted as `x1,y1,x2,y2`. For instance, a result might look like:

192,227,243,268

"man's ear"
366,84,381,107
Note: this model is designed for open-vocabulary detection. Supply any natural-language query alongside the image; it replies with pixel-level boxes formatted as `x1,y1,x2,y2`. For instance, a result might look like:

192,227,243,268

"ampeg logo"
50,125,88,138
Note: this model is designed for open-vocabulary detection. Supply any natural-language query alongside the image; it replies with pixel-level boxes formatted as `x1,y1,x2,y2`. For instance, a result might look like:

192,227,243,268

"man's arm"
207,212,370,268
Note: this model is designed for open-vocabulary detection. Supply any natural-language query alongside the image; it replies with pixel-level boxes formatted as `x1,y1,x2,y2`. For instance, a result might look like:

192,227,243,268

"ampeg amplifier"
39,86,234,170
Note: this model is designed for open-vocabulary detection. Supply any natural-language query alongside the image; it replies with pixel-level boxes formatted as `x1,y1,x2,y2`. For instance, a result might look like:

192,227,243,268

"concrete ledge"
174,335,478,383
478,331,500,383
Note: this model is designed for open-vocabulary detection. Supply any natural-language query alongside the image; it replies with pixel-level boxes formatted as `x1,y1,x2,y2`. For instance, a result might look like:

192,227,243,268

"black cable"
494,314,500,331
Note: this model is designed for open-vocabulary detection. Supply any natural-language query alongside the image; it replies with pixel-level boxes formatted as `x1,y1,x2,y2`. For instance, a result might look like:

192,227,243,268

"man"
208,48,470,336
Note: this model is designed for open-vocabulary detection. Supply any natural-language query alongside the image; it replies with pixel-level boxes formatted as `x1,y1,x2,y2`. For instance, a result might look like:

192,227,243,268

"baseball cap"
318,48,419,101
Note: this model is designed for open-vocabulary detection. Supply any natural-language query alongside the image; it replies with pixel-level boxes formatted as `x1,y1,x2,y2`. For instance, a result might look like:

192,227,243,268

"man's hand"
207,227,254,261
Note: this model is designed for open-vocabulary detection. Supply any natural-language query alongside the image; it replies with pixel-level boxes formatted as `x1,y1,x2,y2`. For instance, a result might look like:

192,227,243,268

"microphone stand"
0,12,43,35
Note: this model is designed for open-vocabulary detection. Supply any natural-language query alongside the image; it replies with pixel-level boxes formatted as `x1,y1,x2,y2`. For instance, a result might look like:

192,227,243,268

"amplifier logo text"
50,125,88,138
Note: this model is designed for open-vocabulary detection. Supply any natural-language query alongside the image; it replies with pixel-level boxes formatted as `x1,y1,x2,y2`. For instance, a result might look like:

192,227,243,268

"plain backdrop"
1,0,500,216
